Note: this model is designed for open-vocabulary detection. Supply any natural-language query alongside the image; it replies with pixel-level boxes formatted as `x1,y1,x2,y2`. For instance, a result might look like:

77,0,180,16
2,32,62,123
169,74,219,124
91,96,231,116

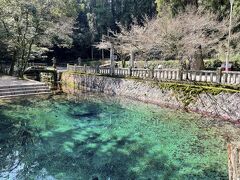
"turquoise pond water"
0,94,238,180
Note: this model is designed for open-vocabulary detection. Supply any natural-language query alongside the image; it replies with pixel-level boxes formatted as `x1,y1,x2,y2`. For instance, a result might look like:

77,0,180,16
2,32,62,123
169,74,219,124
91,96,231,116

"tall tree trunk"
19,40,34,78
129,50,135,68
9,51,17,75
91,46,94,60
190,45,204,70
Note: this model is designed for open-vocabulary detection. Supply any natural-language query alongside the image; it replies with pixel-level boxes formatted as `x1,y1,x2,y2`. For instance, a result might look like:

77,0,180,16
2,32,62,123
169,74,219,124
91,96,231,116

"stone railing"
67,64,240,85
27,62,48,67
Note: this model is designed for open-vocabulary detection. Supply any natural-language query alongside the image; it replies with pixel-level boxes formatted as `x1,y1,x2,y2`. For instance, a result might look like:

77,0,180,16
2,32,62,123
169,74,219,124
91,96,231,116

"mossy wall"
62,72,240,122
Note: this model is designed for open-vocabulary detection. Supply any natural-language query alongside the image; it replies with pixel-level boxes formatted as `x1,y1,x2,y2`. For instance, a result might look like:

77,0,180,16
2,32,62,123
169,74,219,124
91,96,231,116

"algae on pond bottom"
0,94,237,179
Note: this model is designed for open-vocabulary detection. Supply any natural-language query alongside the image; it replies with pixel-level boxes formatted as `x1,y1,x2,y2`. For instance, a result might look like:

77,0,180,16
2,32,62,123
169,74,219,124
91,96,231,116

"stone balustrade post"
128,67,132,77
210,72,214,82
84,64,87,73
178,69,183,81
110,67,115,76
216,68,222,84
149,68,154,79
96,65,100,74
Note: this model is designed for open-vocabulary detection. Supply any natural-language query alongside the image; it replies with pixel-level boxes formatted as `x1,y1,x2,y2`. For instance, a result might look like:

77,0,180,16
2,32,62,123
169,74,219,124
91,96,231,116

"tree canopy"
70,0,156,60
155,0,240,17
0,0,78,76
1,0,240,74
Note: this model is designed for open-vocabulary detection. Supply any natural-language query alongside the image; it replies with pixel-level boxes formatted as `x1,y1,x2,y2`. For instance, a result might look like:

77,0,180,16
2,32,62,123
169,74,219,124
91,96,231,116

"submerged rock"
72,112,99,119
92,175,99,180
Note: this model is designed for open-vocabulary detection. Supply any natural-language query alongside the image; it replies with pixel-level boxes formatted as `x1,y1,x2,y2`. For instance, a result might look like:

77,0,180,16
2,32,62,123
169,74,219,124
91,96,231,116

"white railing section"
154,69,179,80
67,64,240,85
99,67,111,75
132,68,151,79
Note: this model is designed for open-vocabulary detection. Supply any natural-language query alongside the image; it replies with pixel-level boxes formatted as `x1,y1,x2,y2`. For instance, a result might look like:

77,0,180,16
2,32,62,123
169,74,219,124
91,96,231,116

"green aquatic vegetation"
0,94,236,179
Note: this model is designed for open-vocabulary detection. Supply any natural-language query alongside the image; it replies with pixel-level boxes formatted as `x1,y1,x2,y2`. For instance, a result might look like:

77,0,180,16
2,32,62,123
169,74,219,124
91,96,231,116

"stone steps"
0,86,49,92
0,83,51,98
0,83,46,90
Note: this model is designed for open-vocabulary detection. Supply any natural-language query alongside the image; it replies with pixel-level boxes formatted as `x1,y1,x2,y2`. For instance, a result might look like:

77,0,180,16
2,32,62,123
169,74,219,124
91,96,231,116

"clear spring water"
0,94,238,180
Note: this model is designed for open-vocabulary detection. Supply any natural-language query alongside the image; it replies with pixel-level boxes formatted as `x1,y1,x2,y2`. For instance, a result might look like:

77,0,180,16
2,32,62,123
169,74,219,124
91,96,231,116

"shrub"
204,59,222,70
204,57,240,71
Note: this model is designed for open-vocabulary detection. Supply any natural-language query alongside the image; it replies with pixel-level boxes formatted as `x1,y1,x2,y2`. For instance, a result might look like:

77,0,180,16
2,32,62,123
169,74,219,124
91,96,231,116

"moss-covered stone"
62,71,240,108
149,82,240,108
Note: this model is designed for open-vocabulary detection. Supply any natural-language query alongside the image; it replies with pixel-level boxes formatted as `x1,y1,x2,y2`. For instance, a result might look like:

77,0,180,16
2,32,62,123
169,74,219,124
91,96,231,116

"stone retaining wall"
62,72,240,122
